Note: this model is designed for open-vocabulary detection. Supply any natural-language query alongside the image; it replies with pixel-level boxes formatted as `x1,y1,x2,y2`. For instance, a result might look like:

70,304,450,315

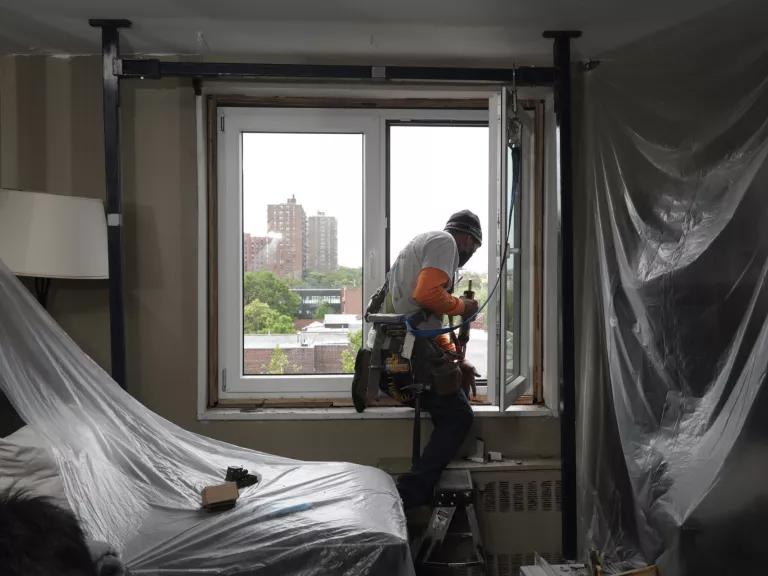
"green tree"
243,271,301,316
261,345,299,374
341,329,363,374
243,299,295,334
302,270,327,288
302,267,362,289
330,266,363,288
314,301,333,320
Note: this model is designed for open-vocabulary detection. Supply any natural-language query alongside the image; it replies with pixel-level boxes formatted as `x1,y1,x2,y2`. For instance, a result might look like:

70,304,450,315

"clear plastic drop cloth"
0,259,413,575
578,1,768,574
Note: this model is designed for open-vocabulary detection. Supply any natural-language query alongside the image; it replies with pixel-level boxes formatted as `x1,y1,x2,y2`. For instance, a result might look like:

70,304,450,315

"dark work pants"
396,387,474,508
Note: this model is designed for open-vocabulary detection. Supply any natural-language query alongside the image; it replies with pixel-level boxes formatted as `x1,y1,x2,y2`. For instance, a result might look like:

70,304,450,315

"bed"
0,259,414,575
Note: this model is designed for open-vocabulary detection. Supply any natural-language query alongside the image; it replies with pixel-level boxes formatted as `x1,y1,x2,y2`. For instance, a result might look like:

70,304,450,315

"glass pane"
241,133,363,376
389,124,489,379
505,144,522,381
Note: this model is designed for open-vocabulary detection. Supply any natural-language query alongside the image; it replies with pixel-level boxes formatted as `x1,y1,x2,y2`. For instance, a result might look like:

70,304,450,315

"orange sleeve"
412,267,465,316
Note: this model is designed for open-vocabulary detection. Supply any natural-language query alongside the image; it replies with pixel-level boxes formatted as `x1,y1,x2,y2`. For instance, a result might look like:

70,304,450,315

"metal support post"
543,29,581,561
89,19,131,389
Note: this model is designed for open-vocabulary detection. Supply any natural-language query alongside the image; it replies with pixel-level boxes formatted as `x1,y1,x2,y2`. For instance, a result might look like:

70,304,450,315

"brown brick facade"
244,344,349,374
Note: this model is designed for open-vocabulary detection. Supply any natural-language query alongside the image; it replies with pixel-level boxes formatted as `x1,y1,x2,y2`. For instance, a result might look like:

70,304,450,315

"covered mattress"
0,258,413,575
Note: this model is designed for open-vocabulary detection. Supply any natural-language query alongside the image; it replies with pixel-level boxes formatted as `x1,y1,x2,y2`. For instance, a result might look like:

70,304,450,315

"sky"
242,125,489,273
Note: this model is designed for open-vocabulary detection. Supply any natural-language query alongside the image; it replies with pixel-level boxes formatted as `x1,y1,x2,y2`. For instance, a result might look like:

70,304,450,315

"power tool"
456,279,474,358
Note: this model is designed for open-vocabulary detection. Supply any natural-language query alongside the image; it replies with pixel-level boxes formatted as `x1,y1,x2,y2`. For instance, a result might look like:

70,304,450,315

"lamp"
0,189,108,307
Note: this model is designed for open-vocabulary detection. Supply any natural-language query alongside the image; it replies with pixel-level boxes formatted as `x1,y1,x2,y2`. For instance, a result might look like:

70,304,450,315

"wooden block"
217,399,265,408
332,399,355,407
201,482,239,511
262,398,334,408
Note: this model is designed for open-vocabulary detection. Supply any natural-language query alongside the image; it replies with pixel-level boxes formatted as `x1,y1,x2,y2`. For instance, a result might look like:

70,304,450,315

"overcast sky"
242,125,489,273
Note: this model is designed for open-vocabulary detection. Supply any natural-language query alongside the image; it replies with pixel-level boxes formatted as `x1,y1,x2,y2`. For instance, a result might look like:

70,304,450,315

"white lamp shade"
0,189,109,279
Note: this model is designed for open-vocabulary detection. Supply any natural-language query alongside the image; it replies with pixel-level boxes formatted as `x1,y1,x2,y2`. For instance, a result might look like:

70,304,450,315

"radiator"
445,461,562,576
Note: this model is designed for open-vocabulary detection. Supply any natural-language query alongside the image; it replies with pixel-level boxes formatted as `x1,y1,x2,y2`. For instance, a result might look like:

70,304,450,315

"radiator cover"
446,461,562,576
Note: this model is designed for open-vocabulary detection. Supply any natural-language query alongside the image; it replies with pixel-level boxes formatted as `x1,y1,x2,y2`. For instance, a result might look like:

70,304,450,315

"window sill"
197,403,555,421
378,456,561,475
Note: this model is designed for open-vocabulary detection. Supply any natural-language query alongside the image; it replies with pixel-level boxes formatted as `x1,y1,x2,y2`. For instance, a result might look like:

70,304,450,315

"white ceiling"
0,0,736,65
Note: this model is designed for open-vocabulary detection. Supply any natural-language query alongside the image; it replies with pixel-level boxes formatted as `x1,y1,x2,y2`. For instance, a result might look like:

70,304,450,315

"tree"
341,329,363,374
314,301,333,320
243,271,301,317
302,270,328,288
261,345,299,374
302,267,362,289
243,299,295,334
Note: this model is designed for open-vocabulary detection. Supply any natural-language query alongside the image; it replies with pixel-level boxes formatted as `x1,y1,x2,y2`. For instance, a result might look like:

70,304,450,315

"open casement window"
205,91,550,410
495,90,547,410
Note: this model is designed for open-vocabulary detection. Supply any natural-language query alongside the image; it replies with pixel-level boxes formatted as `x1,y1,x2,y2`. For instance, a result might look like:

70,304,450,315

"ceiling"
0,0,736,65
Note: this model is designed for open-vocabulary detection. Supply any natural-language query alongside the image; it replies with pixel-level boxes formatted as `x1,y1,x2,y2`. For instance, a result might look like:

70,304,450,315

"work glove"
460,360,478,399
460,296,479,319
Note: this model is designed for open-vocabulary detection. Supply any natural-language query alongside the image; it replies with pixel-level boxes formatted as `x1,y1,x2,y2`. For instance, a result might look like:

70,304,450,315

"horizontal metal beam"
119,59,555,85
386,65,553,85
88,19,131,29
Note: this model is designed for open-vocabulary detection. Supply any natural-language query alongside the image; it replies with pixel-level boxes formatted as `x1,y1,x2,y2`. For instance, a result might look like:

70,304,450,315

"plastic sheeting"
578,1,768,574
0,259,413,575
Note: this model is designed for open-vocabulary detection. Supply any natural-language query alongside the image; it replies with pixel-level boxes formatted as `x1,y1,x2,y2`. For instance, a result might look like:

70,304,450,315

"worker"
369,209,482,509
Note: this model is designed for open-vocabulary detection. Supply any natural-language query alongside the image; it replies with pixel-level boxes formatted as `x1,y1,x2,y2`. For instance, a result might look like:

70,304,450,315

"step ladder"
413,469,487,575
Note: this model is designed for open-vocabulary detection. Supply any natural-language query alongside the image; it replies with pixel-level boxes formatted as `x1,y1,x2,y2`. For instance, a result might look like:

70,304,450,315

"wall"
0,56,110,369
0,54,560,465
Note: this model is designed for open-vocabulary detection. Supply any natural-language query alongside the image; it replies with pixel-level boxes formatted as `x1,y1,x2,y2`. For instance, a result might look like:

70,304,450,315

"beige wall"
0,54,560,465
0,56,110,368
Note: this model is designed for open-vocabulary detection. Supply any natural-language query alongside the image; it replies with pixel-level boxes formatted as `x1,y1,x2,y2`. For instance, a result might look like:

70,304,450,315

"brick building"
307,211,338,273
243,233,274,273
267,195,306,280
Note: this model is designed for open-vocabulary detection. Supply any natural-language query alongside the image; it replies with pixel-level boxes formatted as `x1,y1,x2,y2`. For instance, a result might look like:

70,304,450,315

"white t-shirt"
387,231,459,329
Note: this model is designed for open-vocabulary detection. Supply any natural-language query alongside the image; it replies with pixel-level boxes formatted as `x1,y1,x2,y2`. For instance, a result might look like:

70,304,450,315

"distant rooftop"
324,314,362,325
244,332,351,349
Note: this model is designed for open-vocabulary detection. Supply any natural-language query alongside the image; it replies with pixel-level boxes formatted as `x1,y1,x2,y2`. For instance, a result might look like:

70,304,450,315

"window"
217,109,379,397
241,133,362,379
204,91,553,412
500,97,548,407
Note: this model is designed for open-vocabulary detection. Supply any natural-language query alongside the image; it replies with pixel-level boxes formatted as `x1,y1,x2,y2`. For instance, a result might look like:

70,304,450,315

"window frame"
196,86,557,416
218,108,379,396
500,93,539,409
215,105,491,400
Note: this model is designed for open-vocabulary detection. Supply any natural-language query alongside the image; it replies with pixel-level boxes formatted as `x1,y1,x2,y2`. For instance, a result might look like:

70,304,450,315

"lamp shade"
0,189,108,279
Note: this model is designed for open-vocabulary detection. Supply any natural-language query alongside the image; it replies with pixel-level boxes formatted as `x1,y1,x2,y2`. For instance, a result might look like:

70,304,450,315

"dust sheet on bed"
0,259,414,575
